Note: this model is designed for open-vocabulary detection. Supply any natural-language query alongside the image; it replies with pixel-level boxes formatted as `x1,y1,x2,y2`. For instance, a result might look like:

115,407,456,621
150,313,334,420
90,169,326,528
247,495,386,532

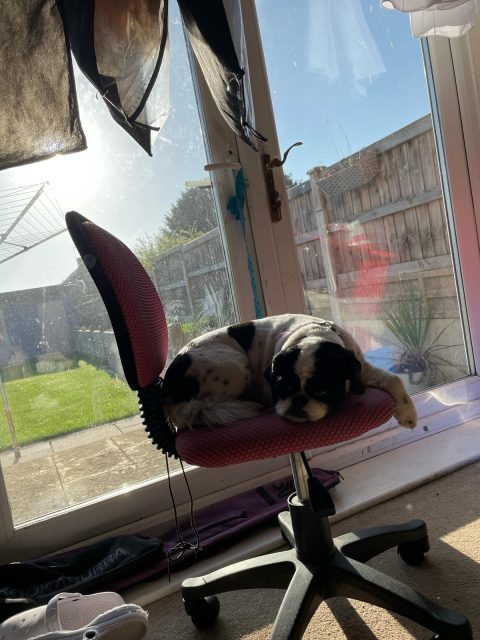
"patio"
0,416,180,525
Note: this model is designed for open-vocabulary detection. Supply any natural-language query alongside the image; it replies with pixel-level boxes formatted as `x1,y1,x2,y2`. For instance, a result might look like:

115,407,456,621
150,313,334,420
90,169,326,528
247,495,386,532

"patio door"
0,0,268,560
235,0,480,448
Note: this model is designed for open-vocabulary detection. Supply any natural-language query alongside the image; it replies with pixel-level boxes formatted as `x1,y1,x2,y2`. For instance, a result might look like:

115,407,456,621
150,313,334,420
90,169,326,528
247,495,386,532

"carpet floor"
145,460,480,639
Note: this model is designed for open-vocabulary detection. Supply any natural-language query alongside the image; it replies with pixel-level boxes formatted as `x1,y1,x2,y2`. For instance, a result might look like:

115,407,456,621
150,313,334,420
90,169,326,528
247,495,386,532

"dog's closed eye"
279,379,297,394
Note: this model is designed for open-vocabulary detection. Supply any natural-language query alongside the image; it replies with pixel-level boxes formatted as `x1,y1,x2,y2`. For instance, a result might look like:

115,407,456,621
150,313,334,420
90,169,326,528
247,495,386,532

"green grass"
0,361,139,449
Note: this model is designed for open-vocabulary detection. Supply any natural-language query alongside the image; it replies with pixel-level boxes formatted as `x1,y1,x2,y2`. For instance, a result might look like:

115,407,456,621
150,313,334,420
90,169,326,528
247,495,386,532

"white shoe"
0,592,148,640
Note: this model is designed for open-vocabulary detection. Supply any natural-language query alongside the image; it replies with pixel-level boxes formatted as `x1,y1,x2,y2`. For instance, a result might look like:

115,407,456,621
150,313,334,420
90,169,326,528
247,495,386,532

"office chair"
66,211,472,640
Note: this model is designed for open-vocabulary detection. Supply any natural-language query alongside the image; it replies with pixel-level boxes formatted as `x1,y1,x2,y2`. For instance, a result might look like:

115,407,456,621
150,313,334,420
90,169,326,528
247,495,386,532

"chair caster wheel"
185,595,220,630
398,538,429,566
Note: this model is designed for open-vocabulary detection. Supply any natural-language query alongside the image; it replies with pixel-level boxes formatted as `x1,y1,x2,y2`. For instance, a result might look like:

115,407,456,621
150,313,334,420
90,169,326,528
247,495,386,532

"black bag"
0,534,164,623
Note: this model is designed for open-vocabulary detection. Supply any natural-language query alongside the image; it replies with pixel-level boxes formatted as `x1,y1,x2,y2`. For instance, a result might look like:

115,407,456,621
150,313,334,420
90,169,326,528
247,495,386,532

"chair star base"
183,465,472,640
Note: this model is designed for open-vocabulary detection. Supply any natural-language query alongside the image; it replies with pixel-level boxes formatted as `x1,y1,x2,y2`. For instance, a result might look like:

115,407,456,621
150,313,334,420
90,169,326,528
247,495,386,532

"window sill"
120,417,480,607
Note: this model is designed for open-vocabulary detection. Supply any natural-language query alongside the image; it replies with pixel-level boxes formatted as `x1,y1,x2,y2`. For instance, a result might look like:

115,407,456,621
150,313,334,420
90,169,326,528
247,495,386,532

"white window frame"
1,3,480,563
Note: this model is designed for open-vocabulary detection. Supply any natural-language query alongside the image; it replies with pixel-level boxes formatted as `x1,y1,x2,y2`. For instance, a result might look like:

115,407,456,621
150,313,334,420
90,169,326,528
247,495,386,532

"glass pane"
256,0,469,395
0,4,236,525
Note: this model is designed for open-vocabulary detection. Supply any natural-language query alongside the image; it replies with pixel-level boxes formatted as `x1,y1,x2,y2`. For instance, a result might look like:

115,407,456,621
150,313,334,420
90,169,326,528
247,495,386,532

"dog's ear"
264,361,279,402
265,349,294,385
264,362,273,385
345,349,365,395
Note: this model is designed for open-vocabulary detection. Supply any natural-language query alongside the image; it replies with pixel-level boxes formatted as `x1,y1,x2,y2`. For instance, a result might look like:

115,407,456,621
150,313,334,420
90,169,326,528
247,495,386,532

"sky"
256,0,431,178
0,0,431,294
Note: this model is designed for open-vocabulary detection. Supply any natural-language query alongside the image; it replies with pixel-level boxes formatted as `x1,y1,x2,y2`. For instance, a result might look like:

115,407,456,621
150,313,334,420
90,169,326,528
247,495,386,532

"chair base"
182,495,472,640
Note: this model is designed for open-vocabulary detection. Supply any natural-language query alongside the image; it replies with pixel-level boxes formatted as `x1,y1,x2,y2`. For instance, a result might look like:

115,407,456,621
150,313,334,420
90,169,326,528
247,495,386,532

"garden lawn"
0,361,138,449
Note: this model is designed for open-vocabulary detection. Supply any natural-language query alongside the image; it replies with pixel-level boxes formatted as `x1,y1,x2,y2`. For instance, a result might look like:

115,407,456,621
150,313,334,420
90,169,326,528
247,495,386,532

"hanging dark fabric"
0,0,262,170
0,0,86,171
58,0,170,157
177,0,266,151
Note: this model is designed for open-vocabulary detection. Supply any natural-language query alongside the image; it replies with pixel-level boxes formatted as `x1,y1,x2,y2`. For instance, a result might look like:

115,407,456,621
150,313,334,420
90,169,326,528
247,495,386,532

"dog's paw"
394,395,417,429
243,401,265,415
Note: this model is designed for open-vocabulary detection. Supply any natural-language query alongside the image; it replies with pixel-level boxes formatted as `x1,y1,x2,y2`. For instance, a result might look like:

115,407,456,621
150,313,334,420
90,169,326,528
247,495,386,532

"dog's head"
265,339,365,422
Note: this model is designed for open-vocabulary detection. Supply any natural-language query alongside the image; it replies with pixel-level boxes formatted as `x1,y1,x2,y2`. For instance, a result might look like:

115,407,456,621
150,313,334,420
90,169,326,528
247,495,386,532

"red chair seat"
176,388,395,468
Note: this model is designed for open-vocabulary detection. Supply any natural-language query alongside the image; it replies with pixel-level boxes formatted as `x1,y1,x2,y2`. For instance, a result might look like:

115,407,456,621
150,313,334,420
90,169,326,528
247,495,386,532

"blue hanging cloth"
227,169,263,319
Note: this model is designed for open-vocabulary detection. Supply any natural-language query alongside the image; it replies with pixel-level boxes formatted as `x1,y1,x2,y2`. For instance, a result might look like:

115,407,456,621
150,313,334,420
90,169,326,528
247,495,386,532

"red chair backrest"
66,212,168,390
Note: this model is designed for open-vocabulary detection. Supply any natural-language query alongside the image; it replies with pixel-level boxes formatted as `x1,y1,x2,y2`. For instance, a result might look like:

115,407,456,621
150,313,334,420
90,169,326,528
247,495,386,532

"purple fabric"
112,468,340,591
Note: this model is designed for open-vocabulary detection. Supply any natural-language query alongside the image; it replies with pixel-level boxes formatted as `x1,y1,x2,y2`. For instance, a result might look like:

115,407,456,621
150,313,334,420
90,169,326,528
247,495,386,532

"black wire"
165,454,182,540
180,457,201,552
165,454,202,582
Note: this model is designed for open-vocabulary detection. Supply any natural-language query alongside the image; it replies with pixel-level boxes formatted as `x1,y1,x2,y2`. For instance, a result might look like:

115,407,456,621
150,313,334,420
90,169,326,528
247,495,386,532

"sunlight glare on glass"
44,125,104,205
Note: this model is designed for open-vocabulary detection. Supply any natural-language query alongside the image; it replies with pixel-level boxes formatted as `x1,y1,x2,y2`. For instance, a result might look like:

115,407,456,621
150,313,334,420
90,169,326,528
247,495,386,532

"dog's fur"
161,314,417,430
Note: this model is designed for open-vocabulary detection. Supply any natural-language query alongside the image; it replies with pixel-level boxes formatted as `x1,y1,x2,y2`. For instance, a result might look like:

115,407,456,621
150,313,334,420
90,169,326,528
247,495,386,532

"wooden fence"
152,228,233,322
290,115,449,299
289,118,455,307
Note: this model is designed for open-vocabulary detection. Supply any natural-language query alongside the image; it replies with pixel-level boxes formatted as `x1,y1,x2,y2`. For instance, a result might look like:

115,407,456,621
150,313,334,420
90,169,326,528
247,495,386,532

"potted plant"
317,150,379,197
378,285,467,394
316,116,379,197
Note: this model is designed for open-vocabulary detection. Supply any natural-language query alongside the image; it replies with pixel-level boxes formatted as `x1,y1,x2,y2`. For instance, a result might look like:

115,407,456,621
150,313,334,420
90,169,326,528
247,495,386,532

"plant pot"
317,150,379,197
392,367,436,395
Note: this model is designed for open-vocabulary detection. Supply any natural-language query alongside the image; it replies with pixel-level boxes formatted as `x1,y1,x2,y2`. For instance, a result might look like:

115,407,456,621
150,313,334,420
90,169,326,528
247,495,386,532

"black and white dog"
161,314,417,430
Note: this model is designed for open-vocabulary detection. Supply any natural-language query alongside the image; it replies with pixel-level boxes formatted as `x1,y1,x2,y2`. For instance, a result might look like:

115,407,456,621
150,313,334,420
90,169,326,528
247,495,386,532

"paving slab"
56,448,131,484
64,464,146,505
112,429,150,451
51,424,121,453
0,441,53,469
5,467,68,524
3,455,56,481
9,488,69,524
120,441,165,468
1,416,176,522
114,416,143,432
139,456,179,479
119,424,145,434
53,438,120,466
5,466,63,497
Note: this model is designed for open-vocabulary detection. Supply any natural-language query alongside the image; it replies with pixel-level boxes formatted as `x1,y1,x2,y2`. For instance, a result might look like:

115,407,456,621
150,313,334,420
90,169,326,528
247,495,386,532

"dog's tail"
167,398,263,430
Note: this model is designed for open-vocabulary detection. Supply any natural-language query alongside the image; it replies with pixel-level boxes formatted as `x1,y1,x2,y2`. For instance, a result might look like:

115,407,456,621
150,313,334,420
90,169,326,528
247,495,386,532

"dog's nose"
291,394,308,410
288,394,308,419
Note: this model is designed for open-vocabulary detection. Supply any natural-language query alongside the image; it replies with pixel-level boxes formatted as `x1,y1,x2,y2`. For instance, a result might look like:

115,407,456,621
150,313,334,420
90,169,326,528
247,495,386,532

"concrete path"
0,416,180,525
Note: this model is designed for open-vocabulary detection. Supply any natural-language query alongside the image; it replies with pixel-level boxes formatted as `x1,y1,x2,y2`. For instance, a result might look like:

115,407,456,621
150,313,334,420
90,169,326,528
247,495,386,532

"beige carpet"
145,461,480,639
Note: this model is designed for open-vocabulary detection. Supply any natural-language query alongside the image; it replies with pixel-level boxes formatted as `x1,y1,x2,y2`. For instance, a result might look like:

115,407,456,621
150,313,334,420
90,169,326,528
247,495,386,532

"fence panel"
288,117,450,297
